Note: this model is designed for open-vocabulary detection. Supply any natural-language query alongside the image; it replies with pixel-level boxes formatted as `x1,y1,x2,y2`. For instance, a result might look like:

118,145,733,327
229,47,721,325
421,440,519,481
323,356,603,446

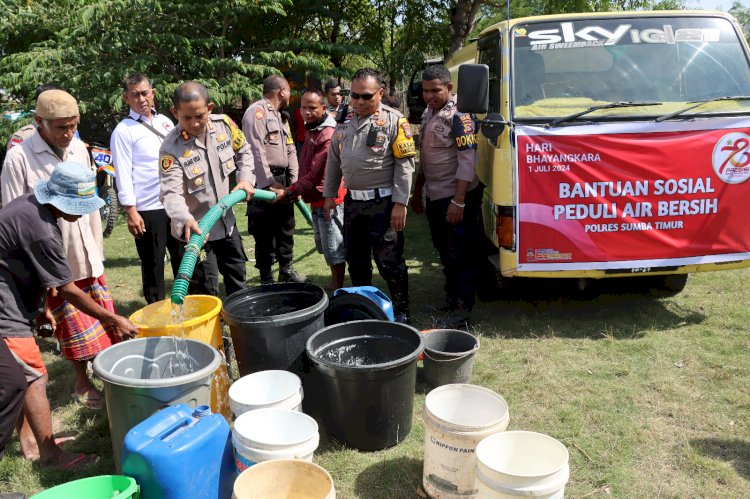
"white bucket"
228,370,303,417
422,384,510,498
475,431,569,498
232,408,319,473
233,459,336,499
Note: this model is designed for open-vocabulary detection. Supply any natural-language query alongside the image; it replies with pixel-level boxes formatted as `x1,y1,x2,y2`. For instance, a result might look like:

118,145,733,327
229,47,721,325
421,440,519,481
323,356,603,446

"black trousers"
343,195,409,314
135,209,185,304
191,228,247,298
0,340,27,459
246,172,295,272
426,185,489,310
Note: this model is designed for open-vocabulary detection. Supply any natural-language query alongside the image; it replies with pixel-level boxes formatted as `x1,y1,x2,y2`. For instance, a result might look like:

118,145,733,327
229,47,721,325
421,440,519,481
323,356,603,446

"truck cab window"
512,16,750,120
478,31,503,114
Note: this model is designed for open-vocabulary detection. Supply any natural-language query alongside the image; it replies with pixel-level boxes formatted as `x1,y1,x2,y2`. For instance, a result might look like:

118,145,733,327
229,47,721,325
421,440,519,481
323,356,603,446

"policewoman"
323,68,416,323
242,75,307,285
159,81,255,297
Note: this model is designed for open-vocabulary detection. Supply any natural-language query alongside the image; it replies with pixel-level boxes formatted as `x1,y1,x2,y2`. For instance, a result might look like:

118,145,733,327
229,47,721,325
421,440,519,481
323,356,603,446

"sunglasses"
350,91,378,100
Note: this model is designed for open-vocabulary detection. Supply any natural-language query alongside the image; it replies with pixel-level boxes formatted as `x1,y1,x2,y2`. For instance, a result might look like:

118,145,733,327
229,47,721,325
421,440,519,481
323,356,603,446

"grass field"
1,206,748,498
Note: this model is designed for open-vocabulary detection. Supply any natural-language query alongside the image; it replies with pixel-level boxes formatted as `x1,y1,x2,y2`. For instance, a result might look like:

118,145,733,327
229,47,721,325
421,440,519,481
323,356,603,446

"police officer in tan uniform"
411,65,500,328
323,68,416,323
159,81,255,297
242,75,307,285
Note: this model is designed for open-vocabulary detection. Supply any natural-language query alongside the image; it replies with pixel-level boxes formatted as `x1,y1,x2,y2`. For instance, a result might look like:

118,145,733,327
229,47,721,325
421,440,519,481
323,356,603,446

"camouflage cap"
35,89,79,119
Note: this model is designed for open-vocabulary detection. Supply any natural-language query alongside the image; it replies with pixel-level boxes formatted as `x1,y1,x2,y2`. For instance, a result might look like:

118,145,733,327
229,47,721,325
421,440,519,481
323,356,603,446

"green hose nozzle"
170,188,312,305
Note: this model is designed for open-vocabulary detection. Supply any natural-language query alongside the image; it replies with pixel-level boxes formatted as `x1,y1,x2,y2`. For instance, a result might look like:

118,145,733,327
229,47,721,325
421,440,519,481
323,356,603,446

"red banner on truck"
516,119,750,271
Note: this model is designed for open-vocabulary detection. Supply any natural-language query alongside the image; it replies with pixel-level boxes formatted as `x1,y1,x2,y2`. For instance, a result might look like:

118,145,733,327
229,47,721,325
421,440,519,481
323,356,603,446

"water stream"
168,302,194,377
139,298,232,418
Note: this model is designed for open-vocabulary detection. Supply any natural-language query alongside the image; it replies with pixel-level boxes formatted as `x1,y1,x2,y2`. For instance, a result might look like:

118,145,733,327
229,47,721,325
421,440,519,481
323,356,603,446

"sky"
684,0,750,10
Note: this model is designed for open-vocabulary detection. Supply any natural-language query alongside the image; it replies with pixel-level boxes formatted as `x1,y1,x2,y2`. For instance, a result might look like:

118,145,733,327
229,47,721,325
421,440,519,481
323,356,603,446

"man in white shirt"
110,73,183,303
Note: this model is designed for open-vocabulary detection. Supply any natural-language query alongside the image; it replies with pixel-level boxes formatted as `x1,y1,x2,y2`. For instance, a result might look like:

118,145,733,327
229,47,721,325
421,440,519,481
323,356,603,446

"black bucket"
222,283,328,377
306,320,424,451
422,329,480,388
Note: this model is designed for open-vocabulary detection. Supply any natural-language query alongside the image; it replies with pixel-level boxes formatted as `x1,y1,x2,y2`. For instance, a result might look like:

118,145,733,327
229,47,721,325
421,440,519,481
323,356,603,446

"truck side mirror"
481,113,506,141
457,64,489,114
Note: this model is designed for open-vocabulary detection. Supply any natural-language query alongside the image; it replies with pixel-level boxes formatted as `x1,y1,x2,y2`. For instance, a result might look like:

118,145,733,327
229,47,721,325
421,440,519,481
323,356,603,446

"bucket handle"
423,345,479,363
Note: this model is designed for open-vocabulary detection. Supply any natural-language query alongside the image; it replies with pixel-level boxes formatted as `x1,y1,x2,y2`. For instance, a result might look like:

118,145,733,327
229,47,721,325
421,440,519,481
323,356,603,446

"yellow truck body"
441,11,750,290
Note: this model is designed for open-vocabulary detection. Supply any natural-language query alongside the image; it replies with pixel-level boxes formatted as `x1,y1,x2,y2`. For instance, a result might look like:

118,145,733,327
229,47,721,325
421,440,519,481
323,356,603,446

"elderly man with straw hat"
1,90,128,441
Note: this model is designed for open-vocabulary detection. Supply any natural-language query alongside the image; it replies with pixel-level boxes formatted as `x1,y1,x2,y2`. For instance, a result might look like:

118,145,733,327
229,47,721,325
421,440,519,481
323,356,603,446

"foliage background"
3,0,749,146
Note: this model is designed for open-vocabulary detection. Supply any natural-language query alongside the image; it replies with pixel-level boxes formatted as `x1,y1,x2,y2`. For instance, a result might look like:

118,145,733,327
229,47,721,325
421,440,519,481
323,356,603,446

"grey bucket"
92,337,221,471
422,329,480,388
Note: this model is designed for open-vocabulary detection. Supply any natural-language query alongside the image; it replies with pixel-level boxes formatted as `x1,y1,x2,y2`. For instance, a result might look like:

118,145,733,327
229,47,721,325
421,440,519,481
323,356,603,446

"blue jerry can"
121,404,235,499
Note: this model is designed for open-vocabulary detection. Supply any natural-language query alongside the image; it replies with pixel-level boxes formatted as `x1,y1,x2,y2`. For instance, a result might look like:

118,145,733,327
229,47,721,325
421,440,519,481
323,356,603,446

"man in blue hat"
0,161,138,468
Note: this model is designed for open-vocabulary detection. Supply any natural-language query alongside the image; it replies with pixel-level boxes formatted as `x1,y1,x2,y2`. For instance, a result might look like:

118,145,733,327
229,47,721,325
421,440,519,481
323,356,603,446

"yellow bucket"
129,295,230,419
131,295,223,348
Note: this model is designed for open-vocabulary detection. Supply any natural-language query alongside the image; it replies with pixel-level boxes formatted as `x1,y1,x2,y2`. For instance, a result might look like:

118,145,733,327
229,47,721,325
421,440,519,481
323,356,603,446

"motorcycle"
88,143,118,237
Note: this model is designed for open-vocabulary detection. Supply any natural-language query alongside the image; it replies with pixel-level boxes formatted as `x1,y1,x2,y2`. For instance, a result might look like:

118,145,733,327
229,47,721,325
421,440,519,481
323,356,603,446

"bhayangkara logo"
713,132,750,184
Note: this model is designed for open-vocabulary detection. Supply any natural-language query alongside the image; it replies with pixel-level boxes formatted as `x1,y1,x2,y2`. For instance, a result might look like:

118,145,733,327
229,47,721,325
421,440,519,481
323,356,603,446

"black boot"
434,306,471,329
279,264,309,283
259,268,275,285
390,284,410,325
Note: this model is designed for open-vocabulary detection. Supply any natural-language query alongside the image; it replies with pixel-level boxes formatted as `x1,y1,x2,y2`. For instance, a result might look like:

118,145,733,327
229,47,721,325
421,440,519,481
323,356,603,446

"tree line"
1,0,749,142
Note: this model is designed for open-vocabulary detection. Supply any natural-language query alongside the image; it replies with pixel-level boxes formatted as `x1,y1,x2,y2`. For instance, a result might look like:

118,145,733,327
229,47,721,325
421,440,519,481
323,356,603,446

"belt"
348,188,392,201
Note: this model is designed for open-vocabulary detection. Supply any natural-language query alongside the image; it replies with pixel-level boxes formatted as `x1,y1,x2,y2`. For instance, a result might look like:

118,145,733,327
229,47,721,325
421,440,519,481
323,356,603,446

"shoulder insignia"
284,122,294,146
160,155,175,172
181,130,190,141
182,149,194,158
223,114,246,152
392,117,416,159
8,135,22,149
255,108,265,120
222,115,239,128
452,114,477,151
400,120,413,139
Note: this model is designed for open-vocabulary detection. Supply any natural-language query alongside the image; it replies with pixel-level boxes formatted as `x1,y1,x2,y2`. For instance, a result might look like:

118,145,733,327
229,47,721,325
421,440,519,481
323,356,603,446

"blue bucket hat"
34,161,104,216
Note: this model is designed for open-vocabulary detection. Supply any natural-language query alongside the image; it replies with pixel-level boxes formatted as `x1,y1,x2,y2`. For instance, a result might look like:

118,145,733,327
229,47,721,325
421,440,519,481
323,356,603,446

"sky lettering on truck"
522,21,721,51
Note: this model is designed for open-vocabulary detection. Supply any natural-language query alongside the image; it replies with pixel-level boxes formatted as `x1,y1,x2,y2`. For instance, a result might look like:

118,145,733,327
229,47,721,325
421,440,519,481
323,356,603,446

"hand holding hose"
183,218,202,242
268,184,288,205
232,181,255,201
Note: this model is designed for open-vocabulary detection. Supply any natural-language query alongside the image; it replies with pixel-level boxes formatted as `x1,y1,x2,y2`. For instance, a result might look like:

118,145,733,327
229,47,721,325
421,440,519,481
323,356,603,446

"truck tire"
651,274,689,297
100,186,118,238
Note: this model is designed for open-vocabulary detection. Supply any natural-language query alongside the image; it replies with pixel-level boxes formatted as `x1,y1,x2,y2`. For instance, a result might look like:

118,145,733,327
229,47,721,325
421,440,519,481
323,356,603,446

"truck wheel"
651,274,688,297
100,186,118,238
